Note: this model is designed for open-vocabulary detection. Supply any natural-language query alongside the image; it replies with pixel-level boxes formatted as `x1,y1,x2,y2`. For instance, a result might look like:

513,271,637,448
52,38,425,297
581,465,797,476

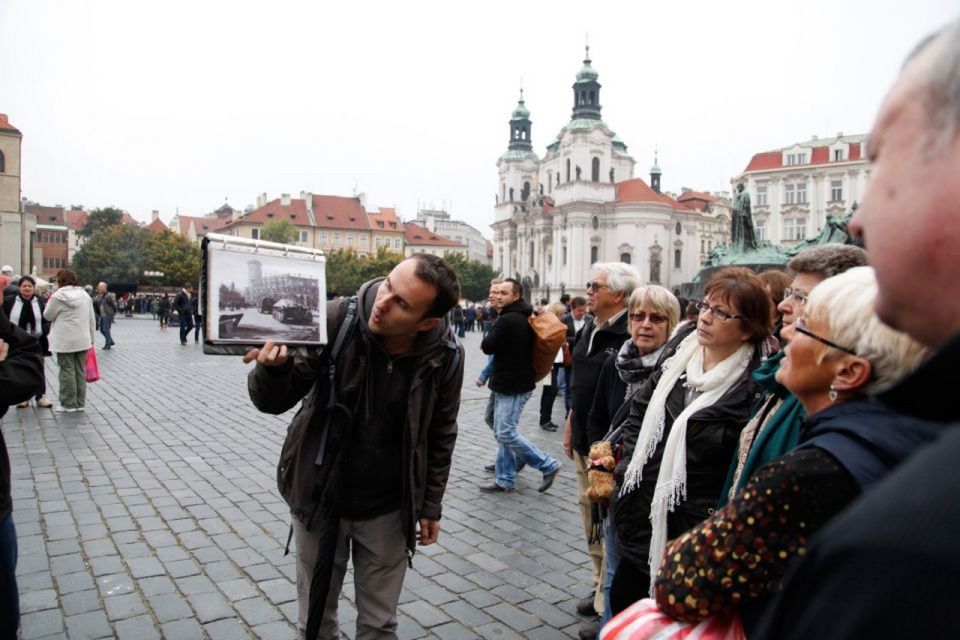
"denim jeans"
600,505,620,626
0,515,19,639
99,314,114,347
493,391,560,489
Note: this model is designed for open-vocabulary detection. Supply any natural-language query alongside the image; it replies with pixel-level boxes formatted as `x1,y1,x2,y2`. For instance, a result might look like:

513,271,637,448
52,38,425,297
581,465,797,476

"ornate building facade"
490,51,714,300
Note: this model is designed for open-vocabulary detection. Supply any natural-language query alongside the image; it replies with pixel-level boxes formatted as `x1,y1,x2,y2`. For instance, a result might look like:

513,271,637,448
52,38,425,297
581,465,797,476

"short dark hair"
184,282,193,289
570,296,587,309
503,278,522,297
560,294,571,304
703,267,773,346
56,269,79,287
410,254,461,318
18,274,36,287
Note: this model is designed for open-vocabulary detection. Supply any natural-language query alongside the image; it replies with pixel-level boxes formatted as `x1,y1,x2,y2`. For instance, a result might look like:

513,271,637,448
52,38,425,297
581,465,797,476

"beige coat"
43,286,96,353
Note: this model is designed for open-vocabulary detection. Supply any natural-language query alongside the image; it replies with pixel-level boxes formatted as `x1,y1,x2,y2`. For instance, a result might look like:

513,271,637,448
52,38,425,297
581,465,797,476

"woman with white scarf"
2,275,53,408
608,267,772,615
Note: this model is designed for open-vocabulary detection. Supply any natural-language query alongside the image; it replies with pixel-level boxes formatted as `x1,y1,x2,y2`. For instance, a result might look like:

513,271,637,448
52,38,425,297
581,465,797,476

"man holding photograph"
244,254,464,640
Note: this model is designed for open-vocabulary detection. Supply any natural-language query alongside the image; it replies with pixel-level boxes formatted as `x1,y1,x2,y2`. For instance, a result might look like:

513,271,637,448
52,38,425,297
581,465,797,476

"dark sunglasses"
586,281,610,292
629,312,667,324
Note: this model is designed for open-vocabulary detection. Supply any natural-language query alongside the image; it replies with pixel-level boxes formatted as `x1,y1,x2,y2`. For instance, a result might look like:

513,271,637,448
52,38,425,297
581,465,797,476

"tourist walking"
96,282,117,349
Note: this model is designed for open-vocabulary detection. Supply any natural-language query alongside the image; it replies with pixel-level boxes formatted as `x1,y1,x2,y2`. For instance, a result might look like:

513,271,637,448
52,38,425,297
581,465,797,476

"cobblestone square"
4,316,592,639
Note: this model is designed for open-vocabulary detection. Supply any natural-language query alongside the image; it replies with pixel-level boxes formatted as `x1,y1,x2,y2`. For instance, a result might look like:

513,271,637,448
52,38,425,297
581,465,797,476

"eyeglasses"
586,281,610,292
783,287,809,305
695,300,740,322
794,316,858,355
630,312,668,324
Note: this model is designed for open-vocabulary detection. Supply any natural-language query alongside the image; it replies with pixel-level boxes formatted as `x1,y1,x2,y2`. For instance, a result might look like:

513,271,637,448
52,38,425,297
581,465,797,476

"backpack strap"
313,296,359,466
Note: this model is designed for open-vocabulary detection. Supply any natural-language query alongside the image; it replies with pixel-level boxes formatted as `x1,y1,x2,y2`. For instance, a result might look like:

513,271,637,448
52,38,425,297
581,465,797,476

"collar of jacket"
500,299,533,317
879,330,960,423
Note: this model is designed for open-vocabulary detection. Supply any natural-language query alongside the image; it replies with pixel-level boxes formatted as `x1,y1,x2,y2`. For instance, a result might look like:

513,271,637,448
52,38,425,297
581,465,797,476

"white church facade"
490,50,717,300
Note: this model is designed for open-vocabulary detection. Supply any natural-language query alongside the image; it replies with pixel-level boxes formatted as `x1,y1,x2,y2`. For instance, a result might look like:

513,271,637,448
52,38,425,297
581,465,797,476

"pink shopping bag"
600,599,746,640
85,347,100,383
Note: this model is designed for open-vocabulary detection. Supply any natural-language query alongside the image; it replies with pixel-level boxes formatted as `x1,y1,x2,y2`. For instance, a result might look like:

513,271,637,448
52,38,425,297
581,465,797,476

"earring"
828,385,838,403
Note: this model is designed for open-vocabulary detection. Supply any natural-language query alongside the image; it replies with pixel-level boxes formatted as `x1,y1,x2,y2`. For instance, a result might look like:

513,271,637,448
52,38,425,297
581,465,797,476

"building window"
590,246,598,265
333,233,340,246
347,233,354,245
786,152,805,166
620,252,631,264
834,149,845,161
320,232,327,244
562,245,567,266
376,236,382,248
674,249,682,269
566,158,571,182
522,181,531,201
591,157,600,182
509,187,514,202
755,218,767,242
529,241,534,268
831,180,843,202
547,172,553,194
783,217,807,241
360,234,368,247
251,228,260,240
784,184,796,205
796,182,807,204
393,238,400,249
298,230,308,243
501,183,506,203
0,150,4,172
756,185,768,206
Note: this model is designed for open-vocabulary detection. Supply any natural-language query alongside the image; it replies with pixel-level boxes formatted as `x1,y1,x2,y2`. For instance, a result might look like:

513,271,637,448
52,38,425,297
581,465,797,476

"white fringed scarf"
619,331,754,595
9,296,43,335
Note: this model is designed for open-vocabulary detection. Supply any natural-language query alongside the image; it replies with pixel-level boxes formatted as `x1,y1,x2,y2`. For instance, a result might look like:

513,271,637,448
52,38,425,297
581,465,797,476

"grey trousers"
294,511,408,640
57,351,87,408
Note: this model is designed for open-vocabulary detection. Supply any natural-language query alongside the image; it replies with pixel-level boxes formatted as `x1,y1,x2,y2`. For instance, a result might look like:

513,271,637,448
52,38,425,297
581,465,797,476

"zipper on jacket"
387,358,393,374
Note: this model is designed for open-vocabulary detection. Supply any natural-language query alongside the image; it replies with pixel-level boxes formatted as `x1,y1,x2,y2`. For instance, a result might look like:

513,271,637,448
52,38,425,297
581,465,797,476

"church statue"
731,182,758,253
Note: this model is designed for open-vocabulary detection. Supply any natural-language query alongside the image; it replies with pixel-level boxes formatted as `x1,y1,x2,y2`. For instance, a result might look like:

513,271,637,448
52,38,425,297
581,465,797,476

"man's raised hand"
242,340,289,366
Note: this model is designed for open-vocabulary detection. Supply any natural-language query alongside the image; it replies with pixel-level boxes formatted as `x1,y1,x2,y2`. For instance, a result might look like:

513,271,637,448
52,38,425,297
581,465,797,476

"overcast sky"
2,0,955,237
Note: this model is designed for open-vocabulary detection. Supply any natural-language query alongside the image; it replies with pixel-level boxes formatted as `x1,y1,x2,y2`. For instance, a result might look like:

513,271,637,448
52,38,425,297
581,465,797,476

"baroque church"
490,49,719,300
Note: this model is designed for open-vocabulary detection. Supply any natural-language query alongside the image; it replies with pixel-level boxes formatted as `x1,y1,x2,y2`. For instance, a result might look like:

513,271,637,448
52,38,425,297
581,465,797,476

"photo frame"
200,233,327,356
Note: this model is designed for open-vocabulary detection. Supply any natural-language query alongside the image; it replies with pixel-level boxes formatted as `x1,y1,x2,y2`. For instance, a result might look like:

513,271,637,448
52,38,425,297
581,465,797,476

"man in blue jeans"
0,308,45,639
478,278,560,493
96,282,117,349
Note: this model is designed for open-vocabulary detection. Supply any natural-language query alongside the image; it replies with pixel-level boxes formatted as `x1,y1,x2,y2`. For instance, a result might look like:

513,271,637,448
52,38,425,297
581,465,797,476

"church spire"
508,86,533,151
571,45,602,120
650,149,662,194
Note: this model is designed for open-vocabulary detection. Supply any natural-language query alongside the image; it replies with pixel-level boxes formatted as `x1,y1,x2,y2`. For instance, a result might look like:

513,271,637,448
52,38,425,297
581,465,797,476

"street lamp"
143,271,164,292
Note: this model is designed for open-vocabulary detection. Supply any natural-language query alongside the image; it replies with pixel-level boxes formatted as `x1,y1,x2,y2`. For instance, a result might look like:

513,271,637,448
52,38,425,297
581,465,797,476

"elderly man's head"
850,18,960,348
587,262,641,323
778,245,868,326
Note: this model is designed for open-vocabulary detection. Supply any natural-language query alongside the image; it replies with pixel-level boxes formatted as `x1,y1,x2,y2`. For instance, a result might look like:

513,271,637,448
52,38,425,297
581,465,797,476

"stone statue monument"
731,182,758,253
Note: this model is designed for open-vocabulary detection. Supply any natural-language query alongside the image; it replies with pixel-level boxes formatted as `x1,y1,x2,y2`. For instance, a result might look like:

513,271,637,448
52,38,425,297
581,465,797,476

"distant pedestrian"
96,282,117,349
43,270,96,412
174,284,194,344
191,289,202,343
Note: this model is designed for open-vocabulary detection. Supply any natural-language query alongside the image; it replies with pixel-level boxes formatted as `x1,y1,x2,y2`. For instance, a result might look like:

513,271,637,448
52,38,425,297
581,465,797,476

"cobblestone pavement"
3,316,596,639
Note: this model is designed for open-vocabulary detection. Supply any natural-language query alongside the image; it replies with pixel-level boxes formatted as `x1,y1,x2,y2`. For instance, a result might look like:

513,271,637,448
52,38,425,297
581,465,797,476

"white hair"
592,262,641,295
806,266,929,394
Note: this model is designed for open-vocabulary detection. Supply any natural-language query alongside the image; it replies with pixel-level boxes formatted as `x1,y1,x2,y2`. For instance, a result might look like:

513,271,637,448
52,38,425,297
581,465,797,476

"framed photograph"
201,233,327,356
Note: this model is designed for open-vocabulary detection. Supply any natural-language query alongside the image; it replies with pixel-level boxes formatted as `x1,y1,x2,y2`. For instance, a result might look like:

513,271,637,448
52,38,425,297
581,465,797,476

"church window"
0,150,4,173
556,173,560,186
610,168,615,183
589,90,595,105
562,245,567,265
592,216,599,230
566,159,571,182
548,173,553,194
509,187,514,202
522,181,531,201
675,222,682,235
529,241,534,268
591,246,599,265
620,252,631,264
674,249,682,269
591,157,600,182
501,183,506,203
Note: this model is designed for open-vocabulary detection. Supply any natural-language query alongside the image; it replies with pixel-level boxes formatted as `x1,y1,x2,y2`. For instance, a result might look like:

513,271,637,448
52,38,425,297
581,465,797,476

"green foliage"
72,226,199,287
442,253,498,301
79,207,124,237
324,247,402,296
261,219,298,244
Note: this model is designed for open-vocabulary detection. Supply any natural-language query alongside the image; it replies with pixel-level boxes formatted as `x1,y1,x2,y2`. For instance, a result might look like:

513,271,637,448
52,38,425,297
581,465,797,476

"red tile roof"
367,207,401,232
176,215,228,236
238,198,310,226
61,209,139,231
849,143,861,161
743,151,783,172
810,147,829,164
403,222,465,247
145,218,168,233
312,195,371,231
25,204,66,225
0,114,20,134
744,140,867,173
615,178,685,210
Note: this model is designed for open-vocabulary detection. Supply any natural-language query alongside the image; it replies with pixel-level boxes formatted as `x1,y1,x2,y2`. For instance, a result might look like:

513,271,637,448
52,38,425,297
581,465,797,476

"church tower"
495,90,540,211
650,151,662,194
571,46,602,121
508,89,533,152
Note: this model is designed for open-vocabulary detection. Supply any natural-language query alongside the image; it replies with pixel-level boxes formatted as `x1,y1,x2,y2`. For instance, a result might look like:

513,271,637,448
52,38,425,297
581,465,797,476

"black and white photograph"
203,235,327,349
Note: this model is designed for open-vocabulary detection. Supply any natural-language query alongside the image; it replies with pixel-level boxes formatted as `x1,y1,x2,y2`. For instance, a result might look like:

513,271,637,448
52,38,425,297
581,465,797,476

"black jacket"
2,294,51,355
613,327,761,571
481,299,535,395
586,346,661,446
570,310,630,455
0,309,45,520
174,290,192,316
752,331,960,640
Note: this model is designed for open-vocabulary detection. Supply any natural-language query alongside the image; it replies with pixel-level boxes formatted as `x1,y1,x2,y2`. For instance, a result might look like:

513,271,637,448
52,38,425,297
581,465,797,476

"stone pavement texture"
3,317,597,639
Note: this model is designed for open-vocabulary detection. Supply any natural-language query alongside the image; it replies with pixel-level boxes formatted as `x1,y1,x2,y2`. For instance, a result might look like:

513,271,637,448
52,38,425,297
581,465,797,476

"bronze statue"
731,182,758,253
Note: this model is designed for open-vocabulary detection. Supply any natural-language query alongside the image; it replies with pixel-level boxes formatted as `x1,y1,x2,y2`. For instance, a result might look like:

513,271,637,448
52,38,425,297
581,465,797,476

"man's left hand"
417,518,440,546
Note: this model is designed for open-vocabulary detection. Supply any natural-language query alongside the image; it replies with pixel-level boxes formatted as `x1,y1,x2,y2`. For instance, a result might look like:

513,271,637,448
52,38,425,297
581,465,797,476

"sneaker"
36,396,53,408
55,406,77,413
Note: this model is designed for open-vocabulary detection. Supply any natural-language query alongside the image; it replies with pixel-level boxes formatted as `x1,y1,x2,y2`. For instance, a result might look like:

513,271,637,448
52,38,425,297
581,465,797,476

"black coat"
569,310,630,455
752,331,960,640
585,346,661,446
612,328,761,571
2,294,51,355
481,299,535,395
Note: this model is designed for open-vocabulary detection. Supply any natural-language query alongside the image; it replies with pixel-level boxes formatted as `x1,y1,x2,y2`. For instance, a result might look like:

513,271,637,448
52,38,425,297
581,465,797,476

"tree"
79,207,124,237
358,246,402,283
141,230,201,286
261,219,298,244
442,253,498,301
72,226,200,287
324,248,366,296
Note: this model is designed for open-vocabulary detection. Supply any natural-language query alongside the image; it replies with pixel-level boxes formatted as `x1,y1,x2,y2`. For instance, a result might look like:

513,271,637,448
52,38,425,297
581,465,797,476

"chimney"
151,210,160,222
281,193,291,206
357,192,366,209
836,131,844,139
301,192,313,216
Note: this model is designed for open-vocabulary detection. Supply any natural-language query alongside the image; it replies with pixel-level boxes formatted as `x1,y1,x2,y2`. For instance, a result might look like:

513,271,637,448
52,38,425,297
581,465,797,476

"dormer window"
785,152,806,166
833,149,845,161
267,213,274,218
